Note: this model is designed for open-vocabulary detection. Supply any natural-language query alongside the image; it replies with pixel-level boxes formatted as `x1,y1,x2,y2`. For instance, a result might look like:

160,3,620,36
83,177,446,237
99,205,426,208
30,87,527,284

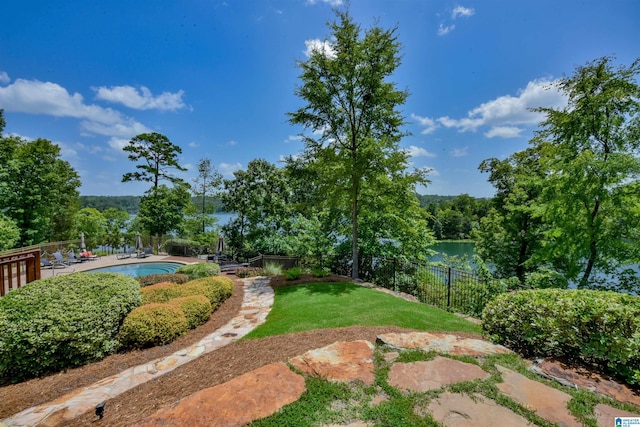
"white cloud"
304,38,336,59
0,71,9,84
93,85,186,111
414,78,567,138
452,6,475,19
188,141,199,148
411,113,439,134
484,126,523,139
306,0,343,6
0,78,153,144
107,137,131,152
228,140,237,146
219,162,243,178
285,135,303,143
406,145,436,158
425,167,440,177
437,24,455,36
450,147,468,157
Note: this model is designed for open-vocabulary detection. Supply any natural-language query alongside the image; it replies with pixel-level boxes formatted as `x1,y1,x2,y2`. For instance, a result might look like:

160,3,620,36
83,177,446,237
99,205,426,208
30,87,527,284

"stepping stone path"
4,281,640,426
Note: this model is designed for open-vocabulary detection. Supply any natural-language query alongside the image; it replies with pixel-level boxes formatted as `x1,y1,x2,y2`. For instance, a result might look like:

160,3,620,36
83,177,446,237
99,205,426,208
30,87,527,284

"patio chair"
52,251,70,266
116,247,135,260
137,247,153,258
67,251,84,263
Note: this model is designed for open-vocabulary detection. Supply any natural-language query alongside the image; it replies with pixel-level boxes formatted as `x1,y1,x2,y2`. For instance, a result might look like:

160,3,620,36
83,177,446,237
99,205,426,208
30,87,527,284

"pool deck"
39,253,204,279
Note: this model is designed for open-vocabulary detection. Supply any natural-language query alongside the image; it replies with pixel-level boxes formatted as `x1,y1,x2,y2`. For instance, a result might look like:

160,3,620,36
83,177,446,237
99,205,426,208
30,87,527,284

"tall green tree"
122,132,187,191
192,158,222,234
0,214,20,251
221,159,292,257
531,57,640,289
288,10,425,278
72,208,106,250
102,208,130,253
476,148,546,282
0,136,80,246
137,184,191,250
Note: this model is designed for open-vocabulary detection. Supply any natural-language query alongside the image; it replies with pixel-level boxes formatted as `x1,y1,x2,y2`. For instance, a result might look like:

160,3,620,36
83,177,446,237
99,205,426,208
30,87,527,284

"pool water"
87,262,183,278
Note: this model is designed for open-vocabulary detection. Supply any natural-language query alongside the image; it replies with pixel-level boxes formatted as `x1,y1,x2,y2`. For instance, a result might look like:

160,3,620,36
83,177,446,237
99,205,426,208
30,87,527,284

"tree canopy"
288,10,431,278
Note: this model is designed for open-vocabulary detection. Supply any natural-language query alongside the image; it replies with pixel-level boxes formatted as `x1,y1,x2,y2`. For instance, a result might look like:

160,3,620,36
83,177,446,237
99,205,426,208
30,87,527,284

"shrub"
0,273,140,384
262,262,283,276
181,276,233,308
141,282,183,304
235,267,262,278
118,303,188,349
311,267,330,278
285,267,302,280
176,262,221,280
168,295,212,329
482,289,640,385
138,273,189,287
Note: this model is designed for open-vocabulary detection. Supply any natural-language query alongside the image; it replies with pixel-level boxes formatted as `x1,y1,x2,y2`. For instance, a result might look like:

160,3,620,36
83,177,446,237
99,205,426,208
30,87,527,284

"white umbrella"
80,232,86,251
216,235,225,254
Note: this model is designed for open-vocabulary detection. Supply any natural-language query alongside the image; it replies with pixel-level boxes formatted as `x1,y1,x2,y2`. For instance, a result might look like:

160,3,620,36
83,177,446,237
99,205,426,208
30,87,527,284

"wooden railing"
0,250,40,296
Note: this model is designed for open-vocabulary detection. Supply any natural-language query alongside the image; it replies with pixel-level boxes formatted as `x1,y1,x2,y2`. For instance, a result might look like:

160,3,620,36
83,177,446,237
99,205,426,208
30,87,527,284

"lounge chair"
80,251,100,261
137,247,153,258
67,251,84,263
41,258,54,269
117,247,135,260
52,251,70,266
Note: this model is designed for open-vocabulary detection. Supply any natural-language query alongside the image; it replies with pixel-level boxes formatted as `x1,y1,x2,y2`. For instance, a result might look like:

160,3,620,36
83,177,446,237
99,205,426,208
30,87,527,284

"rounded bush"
168,295,212,329
482,289,640,384
0,273,141,384
138,273,189,287
141,282,183,304
175,263,221,280
181,276,233,308
118,303,188,349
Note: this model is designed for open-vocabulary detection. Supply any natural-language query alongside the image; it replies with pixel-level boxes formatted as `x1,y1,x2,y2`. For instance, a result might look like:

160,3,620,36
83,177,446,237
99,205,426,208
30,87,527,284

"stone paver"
134,362,305,427
594,403,640,427
496,365,581,427
378,332,511,356
289,340,376,385
2,276,274,427
427,392,533,426
388,356,490,392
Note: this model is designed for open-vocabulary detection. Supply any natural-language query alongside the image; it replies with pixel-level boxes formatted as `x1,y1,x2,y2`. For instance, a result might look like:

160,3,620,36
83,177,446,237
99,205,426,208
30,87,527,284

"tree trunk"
580,199,600,287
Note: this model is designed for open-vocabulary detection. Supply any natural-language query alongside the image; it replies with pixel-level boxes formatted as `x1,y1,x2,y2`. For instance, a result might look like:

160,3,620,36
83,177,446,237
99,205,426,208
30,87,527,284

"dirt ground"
0,275,481,426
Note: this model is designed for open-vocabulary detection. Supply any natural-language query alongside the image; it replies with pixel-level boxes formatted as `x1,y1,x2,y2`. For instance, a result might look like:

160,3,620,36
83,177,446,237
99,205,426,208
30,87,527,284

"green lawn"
243,282,481,340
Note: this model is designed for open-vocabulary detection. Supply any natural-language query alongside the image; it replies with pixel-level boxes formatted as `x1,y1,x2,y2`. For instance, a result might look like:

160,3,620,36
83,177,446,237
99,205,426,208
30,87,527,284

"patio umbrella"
216,235,225,254
80,232,86,251
135,233,143,252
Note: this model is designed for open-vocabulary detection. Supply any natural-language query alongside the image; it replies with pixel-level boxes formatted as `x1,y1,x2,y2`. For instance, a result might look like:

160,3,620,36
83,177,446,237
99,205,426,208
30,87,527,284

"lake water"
428,241,476,266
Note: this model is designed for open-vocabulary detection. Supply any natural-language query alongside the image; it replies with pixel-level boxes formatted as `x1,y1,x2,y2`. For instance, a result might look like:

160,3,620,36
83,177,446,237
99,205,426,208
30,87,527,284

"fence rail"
0,250,41,296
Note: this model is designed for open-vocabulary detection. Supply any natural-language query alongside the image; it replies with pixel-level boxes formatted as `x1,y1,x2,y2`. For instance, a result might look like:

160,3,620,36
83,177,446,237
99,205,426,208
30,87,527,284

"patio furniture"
116,247,135,260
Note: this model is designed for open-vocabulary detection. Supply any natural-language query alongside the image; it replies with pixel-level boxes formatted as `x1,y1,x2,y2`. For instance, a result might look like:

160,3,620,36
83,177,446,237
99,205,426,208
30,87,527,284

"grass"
244,282,481,340
243,281,639,426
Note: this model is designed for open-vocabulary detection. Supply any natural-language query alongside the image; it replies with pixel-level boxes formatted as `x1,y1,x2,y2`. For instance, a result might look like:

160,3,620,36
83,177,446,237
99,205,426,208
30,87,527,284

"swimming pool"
87,262,183,278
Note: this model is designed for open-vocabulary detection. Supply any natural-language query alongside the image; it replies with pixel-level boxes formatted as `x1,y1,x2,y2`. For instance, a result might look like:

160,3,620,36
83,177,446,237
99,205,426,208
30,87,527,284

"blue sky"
1,1,638,197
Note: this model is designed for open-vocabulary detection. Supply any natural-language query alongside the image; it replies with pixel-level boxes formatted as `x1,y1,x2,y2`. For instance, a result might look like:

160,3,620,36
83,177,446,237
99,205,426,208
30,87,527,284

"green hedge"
482,289,640,384
0,273,141,384
117,303,188,348
168,295,212,329
181,276,233,308
175,263,221,280
141,282,184,304
138,273,189,287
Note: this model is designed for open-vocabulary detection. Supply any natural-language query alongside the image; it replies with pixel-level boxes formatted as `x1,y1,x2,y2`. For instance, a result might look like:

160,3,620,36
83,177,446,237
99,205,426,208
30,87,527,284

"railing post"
447,266,452,308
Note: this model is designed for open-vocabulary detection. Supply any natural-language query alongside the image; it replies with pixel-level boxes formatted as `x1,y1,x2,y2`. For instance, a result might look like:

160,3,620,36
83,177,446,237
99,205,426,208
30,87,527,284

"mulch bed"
1,274,483,426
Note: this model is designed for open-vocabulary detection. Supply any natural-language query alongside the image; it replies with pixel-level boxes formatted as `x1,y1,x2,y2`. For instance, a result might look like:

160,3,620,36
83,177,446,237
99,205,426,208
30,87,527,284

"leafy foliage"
0,214,20,251
285,267,302,280
137,184,192,246
0,273,140,383
0,135,80,246
117,303,189,349
168,295,212,329
141,282,184,304
288,10,432,278
175,262,221,280
122,132,187,190
482,289,640,384
138,273,189,287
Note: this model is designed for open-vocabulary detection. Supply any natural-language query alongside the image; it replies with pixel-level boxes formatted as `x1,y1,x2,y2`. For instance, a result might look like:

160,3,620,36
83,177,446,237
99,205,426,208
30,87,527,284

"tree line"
1,8,638,293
